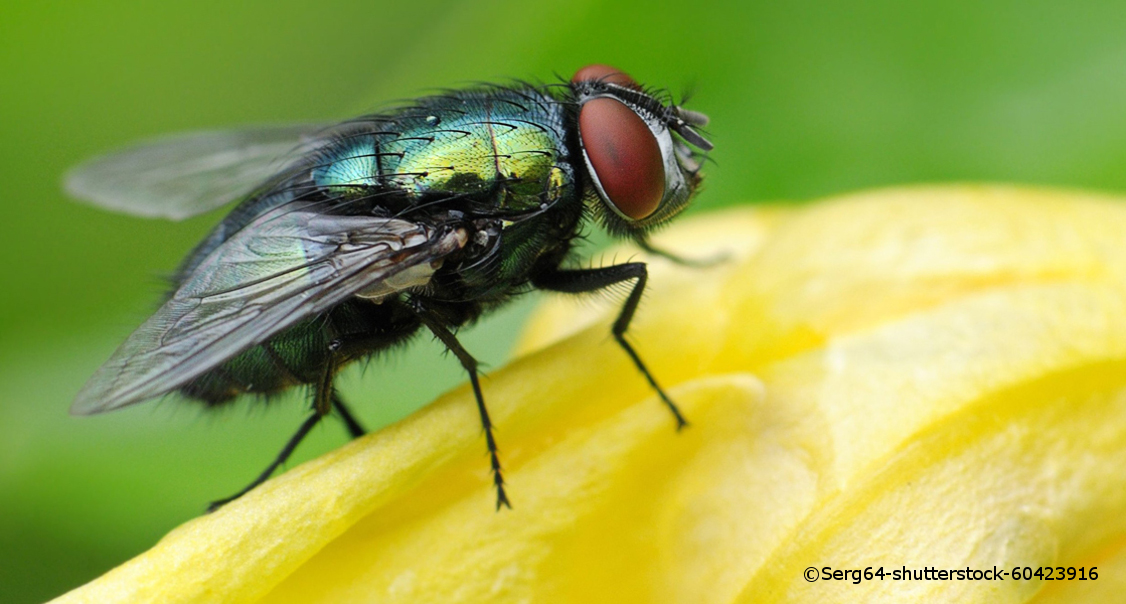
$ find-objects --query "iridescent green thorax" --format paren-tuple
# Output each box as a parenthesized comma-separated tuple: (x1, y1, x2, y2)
(313, 88, 572, 214)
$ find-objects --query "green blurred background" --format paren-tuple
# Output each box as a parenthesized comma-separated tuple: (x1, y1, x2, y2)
(3, 1, 1126, 601)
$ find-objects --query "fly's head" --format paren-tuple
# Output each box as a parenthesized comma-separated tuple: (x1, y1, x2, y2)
(570, 64, 712, 238)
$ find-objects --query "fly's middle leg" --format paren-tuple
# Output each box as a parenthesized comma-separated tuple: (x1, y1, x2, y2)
(409, 299, 511, 511)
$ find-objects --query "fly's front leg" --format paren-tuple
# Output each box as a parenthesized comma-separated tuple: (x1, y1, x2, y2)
(533, 263, 688, 429)
(408, 300, 511, 510)
(635, 235, 728, 268)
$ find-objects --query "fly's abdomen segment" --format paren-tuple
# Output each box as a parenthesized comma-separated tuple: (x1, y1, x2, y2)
(312, 88, 573, 214)
(180, 320, 331, 404)
(180, 299, 423, 405)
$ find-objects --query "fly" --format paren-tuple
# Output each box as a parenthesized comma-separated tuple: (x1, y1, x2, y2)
(65, 64, 713, 511)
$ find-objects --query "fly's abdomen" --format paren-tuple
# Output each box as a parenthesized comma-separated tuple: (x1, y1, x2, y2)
(178, 300, 422, 406)
(313, 88, 573, 213)
(179, 320, 331, 405)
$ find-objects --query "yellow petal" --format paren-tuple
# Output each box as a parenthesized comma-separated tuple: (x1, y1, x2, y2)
(55, 185, 1126, 603)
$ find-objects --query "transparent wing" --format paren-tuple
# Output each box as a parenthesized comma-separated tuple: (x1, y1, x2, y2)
(64, 124, 329, 220)
(72, 204, 466, 414)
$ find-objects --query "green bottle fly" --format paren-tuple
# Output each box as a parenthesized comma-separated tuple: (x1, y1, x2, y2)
(65, 64, 713, 510)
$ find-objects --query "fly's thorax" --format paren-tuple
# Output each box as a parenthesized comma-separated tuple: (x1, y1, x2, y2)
(348, 215, 509, 306)
(355, 226, 470, 303)
(311, 88, 576, 214)
(354, 259, 444, 303)
(413, 200, 582, 304)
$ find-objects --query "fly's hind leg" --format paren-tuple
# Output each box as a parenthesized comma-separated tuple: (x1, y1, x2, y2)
(409, 300, 511, 511)
(206, 413, 324, 512)
(533, 262, 688, 429)
(207, 356, 339, 512)
(332, 393, 366, 438)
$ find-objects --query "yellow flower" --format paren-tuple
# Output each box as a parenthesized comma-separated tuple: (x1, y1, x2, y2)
(55, 185, 1126, 603)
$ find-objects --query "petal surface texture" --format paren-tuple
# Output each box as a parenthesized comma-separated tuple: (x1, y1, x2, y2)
(55, 185, 1126, 604)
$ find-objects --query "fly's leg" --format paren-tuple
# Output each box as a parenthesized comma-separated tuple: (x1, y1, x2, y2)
(207, 356, 338, 512)
(206, 413, 323, 512)
(534, 263, 688, 429)
(409, 301, 511, 511)
(324, 311, 421, 440)
(332, 393, 366, 439)
(635, 235, 728, 268)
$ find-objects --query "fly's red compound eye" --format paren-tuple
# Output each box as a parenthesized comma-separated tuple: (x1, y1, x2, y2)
(579, 97, 665, 220)
(571, 64, 640, 89)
